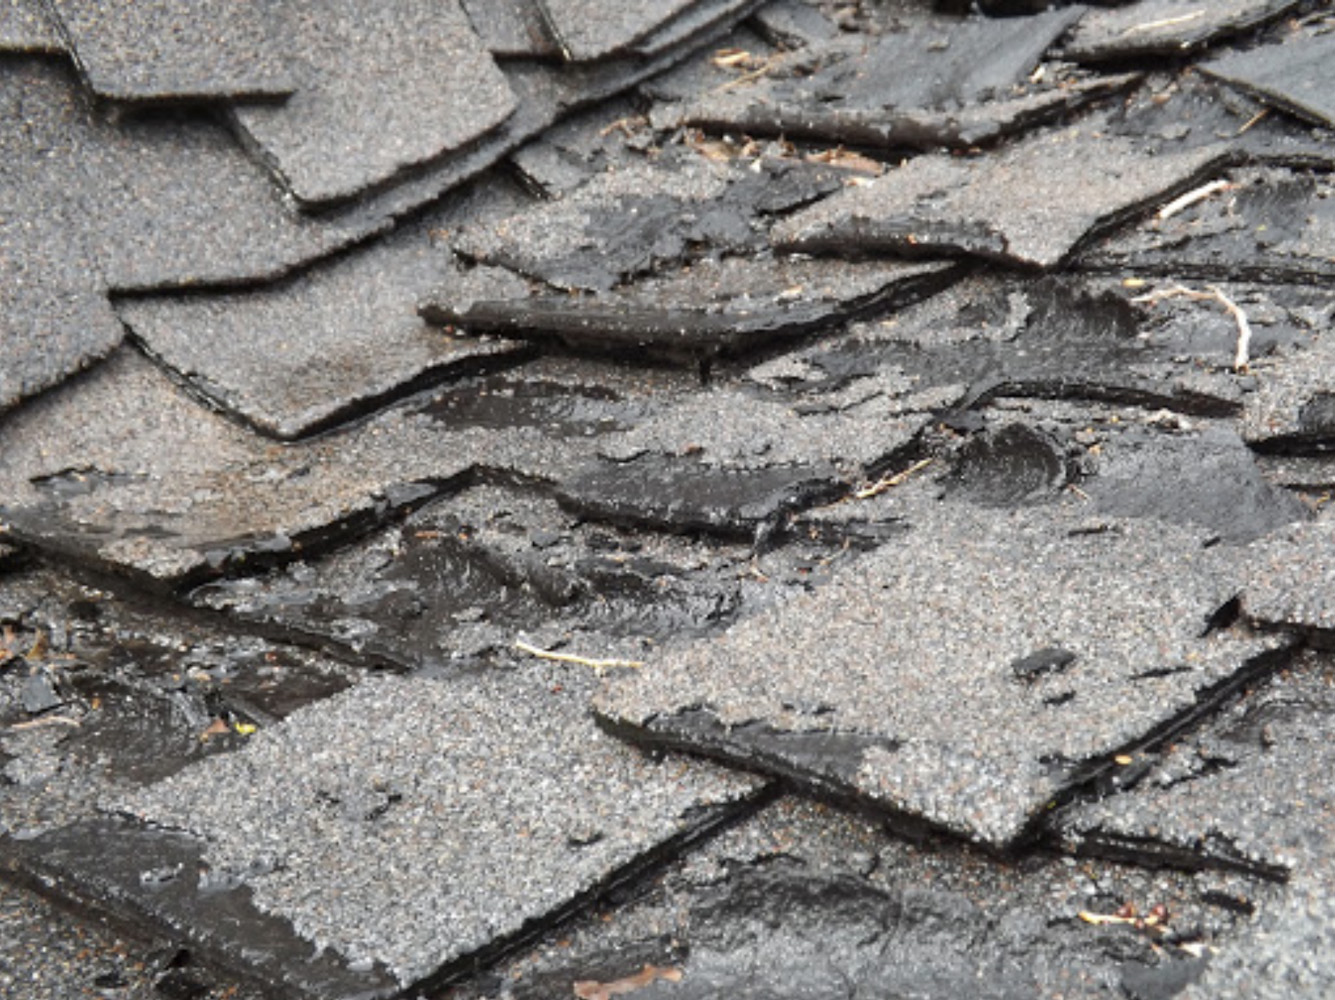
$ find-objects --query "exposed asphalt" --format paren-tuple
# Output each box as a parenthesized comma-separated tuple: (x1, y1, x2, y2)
(3, 1, 1335, 998)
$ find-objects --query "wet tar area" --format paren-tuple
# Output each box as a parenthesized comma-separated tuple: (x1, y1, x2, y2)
(3, 1, 1335, 998)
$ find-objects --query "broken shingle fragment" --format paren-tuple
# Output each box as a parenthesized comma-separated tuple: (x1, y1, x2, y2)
(230, 0, 516, 206)
(1062, 0, 1302, 63)
(1058, 652, 1335, 1000)
(596, 500, 1278, 848)
(773, 124, 1232, 269)
(43, 0, 293, 101)
(451, 150, 848, 293)
(0, 351, 635, 588)
(1201, 26, 1335, 131)
(672, 8, 1121, 152)
(1079, 166, 1335, 283)
(118, 184, 533, 440)
(424, 256, 956, 367)
(114, 670, 762, 993)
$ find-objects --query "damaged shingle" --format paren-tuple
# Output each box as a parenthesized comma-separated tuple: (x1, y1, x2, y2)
(423, 256, 957, 367)
(451, 149, 850, 292)
(596, 500, 1279, 849)
(1079, 165, 1335, 283)
(229, 0, 516, 206)
(1201, 24, 1335, 131)
(1061, 0, 1303, 63)
(668, 8, 1140, 152)
(0, 351, 638, 588)
(772, 120, 1233, 269)
(43, 0, 293, 101)
(112, 669, 763, 995)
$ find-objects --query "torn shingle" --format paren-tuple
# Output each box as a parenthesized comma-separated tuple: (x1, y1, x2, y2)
(0, 351, 638, 588)
(1079, 166, 1335, 284)
(1061, 0, 1303, 63)
(43, 0, 293, 101)
(118, 183, 533, 440)
(424, 256, 957, 367)
(452, 150, 848, 292)
(665, 8, 1130, 152)
(596, 500, 1279, 849)
(772, 122, 1232, 269)
(1201, 26, 1335, 131)
(230, 0, 516, 206)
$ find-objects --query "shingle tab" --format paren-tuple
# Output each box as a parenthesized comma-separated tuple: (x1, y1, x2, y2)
(43, 0, 294, 101)
(231, 0, 516, 206)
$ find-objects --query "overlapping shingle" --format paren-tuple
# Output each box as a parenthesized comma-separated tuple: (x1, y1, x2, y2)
(43, 0, 293, 101)
(1202, 24, 1335, 130)
(114, 669, 763, 995)
(772, 122, 1232, 269)
(1062, 0, 1302, 63)
(230, 0, 516, 206)
(597, 501, 1281, 848)
(118, 183, 534, 439)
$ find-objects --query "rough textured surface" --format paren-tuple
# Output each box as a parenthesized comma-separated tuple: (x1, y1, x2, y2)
(452, 150, 848, 292)
(773, 122, 1231, 268)
(43, 0, 292, 101)
(1201, 24, 1335, 130)
(4, 5, 1335, 998)
(1059, 652, 1335, 998)
(425, 256, 956, 367)
(1062, 0, 1302, 62)
(230, 0, 516, 206)
(597, 500, 1283, 848)
(119, 183, 532, 439)
(0, 351, 622, 587)
(537, 0, 696, 60)
(0, 62, 121, 411)
(1081, 166, 1335, 283)
(116, 670, 763, 992)
(0, 0, 58, 50)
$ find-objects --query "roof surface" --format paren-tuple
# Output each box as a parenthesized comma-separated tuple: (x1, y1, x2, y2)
(2, 1, 1335, 998)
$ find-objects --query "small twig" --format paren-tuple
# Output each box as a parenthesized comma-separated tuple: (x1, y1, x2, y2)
(854, 458, 934, 500)
(514, 639, 643, 673)
(1236, 107, 1269, 135)
(10, 715, 81, 731)
(1157, 179, 1231, 221)
(1208, 284, 1252, 371)
(1129, 283, 1252, 371)
(714, 53, 784, 92)
(1122, 10, 1205, 35)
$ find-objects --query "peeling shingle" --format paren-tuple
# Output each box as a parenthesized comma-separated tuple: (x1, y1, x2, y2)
(1201, 24, 1335, 130)
(772, 122, 1232, 269)
(1062, 0, 1302, 63)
